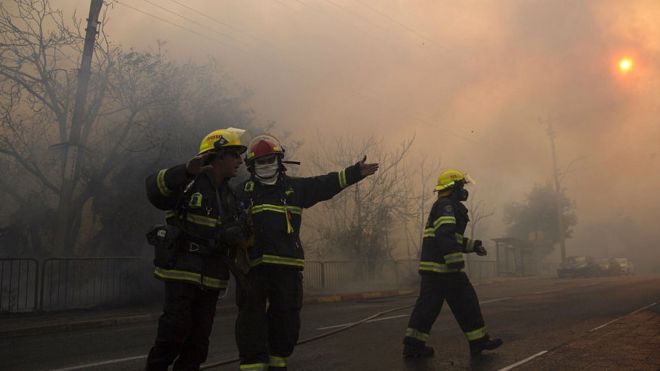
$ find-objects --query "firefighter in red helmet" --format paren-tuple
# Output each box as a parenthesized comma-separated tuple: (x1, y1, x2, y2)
(235, 134, 379, 370)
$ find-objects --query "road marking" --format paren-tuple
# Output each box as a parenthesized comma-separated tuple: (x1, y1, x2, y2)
(498, 350, 548, 371)
(497, 300, 659, 371)
(480, 297, 513, 304)
(367, 314, 409, 323)
(589, 301, 658, 332)
(50, 355, 147, 371)
(317, 314, 409, 330)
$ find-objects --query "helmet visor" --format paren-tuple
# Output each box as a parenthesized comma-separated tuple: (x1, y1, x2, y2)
(464, 173, 476, 186)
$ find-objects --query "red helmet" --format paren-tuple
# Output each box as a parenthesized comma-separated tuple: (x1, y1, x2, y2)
(246, 134, 285, 162)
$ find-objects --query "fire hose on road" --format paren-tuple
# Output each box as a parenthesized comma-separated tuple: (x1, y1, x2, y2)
(200, 303, 415, 369)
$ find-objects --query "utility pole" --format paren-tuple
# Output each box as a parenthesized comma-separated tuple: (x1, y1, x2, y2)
(55, 0, 103, 254)
(545, 121, 567, 263)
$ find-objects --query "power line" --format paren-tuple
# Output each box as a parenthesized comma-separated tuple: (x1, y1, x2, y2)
(115, 0, 487, 144)
(141, 0, 233, 41)
(162, 0, 268, 46)
(280, 0, 415, 57)
(352, 0, 432, 44)
(114, 1, 247, 54)
(333, 1, 477, 62)
(322, 0, 392, 36)
(118, 0, 326, 90)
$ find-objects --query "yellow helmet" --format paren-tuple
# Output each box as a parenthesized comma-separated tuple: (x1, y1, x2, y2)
(434, 169, 475, 191)
(198, 128, 247, 155)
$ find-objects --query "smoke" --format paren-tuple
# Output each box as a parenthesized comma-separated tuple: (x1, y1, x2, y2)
(51, 1, 660, 268)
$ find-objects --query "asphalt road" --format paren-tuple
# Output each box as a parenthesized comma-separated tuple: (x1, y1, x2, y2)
(2, 275, 659, 371)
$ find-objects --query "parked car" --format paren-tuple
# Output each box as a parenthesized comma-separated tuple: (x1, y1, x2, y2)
(594, 257, 612, 276)
(609, 257, 634, 276)
(557, 256, 599, 278)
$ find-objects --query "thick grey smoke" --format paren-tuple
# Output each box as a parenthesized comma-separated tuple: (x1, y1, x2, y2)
(57, 0, 660, 269)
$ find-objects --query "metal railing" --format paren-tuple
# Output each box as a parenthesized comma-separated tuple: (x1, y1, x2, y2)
(303, 258, 498, 291)
(304, 260, 405, 291)
(1, 256, 499, 313)
(0, 258, 39, 313)
(39, 257, 147, 311)
(465, 256, 498, 281)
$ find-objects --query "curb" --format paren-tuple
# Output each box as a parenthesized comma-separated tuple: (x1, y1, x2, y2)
(1, 288, 416, 337)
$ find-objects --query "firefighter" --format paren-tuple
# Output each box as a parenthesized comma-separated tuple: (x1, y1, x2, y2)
(235, 134, 379, 371)
(145, 128, 249, 371)
(403, 169, 502, 358)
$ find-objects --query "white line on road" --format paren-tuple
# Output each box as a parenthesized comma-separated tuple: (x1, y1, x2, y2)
(50, 355, 147, 371)
(497, 350, 548, 371)
(480, 297, 513, 304)
(316, 314, 409, 330)
(499, 300, 659, 371)
(589, 301, 658, 332)
(365, 314, 409, 323)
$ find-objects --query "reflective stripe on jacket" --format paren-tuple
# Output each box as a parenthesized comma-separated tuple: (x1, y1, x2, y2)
(239, 164, 363, 270)
(146, 165, 244, 289)
(419, 197, 475, 273)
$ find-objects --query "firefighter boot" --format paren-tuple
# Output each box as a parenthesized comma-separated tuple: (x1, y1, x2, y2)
(469, 337, 503, 357)
(403, 344, 435, 359)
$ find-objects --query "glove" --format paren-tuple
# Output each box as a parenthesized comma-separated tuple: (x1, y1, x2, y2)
(473, 240, 487, 256)
(217, 223, 245, 247)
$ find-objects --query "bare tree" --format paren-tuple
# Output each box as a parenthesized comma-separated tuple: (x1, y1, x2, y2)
(302, 134, 416, 278)
(410, 155, 442, 259)
(0, 0, 89, 254)
(0, 0, 256, 256)
(467, 192, 495, 240)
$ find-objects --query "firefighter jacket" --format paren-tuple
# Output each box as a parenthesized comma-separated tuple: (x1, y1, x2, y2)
(237, 163, 364, 270)
(419, 196, 478, 274)
(146, 164, 244, 290)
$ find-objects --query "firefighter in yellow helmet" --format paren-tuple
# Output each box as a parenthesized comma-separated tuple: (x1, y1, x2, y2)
(145, 128, 249, 371)
(403, 169, 502, 358)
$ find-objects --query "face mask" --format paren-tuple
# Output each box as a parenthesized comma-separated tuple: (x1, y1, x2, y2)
(254, 162, 280, 185)
(458, 189, 469, 202)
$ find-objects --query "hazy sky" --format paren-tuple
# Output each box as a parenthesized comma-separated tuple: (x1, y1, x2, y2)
(59, 0, 660, 259)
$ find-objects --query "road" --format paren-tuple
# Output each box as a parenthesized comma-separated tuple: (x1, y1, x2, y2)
(2, 275, 659, 370)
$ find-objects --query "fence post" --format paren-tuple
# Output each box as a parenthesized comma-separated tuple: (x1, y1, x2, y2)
(39, 259, 49, 311)
(31, 259, 39, 312)
(320, 262, 326, 289)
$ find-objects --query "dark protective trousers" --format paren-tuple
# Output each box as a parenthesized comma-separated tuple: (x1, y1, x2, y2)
(404, 272, 486, 346)
(236, 266, 303, 367)
(146, 281, 220, 371)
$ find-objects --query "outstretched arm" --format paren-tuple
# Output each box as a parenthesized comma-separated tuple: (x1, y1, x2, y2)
(298, 155, 379, 208)
(358, 155, 379, 177)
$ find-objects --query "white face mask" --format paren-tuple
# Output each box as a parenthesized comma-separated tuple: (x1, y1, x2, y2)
(254, 162, 280, 185)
